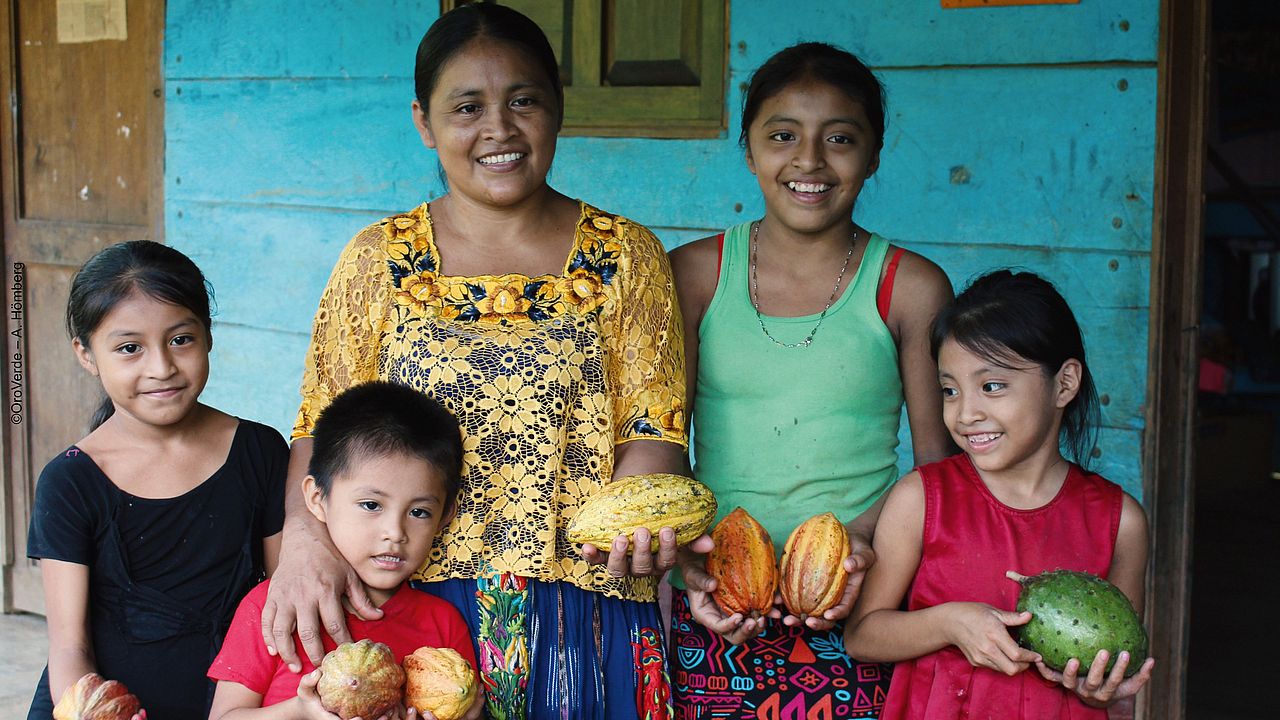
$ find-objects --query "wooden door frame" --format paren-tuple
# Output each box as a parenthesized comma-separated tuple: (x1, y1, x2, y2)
(0, 0, 28, 615)
(0, 0, 167, 613)
(1142, 0, 1209, 717)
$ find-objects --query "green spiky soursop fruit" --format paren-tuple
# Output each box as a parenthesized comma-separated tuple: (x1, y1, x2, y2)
(1008, 570, 1148, 677)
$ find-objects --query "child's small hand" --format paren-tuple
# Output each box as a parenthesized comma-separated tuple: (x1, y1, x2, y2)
(1036, 650, 1156, 707)
(944, 602, 1041, 676)
(294, 669, 343, 719)
(776, 529, 875, 631)
(680, 547, 768, 645)
(129, 711, 147, 720)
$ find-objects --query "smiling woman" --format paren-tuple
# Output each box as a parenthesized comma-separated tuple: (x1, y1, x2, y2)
(262, 4, 695, 719)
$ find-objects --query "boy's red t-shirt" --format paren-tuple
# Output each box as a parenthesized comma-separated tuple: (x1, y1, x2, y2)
(209, 580, 476, 707)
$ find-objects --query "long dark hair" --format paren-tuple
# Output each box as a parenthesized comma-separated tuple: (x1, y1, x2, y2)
(66, 241, 215, 430)
(414, 2, 563, 125)
(739, 42, 886, 151)
(930, 270, 1101, 467)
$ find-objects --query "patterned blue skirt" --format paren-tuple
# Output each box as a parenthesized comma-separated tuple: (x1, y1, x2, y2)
(414, 570, 673, 719)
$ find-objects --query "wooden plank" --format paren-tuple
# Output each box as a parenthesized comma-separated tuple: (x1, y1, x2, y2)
(165, 0, 438, 80)
(16, 0, 158, 227)
(728, 0, 1156, 70)
(167, 201, 383, 335)
(1139, 0, 1207, 716)
(3, 0, 164, 615)
(570, 0, 601, 87)
(200, 323, 313, 438)
(166, 65, 1156, 254)
(164, 78, 436, 210)
(164, 0, 1157, 79)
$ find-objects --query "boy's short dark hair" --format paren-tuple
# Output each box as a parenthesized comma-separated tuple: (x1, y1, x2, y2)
(308, 381, 463, 506)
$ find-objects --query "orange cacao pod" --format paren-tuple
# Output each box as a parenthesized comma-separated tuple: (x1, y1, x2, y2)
(403, 647, 478, 720)
(53, 673, 141, 720)
(779, 512, 850, 618)
(707, 507, 777, 617)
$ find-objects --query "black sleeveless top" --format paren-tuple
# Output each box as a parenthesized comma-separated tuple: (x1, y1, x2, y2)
(26, 420, 287, 720)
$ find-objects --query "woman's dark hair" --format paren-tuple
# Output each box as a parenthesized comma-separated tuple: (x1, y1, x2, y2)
(414, 2, 564, 124)
(930, 270, 1101, 467)
(66, 240, 215, 430)
(739, 42, 886, 151)
(308, 381, 464, 511)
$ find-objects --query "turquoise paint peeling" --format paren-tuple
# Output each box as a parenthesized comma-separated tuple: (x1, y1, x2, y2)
(166, 0, 1160, 498)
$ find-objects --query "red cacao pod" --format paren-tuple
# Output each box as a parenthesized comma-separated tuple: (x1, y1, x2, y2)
(779, 512, 850, 618)
(707, 507, 777, 617)
(52, 673, 141, 720)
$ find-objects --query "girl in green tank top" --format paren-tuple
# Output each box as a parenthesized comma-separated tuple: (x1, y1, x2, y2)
(669, 43, 955, 718)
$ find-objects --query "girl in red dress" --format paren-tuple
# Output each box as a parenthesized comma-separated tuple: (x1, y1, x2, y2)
(845, 270, 1155, 719)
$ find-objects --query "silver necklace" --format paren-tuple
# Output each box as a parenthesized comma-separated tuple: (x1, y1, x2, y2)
(749, 221, 856, 348)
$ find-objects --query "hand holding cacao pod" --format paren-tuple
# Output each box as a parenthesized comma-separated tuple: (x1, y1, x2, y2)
(316, 639, 406, 720)
(566, 473, 717, 552)
(707, 507, 777, 618)
(52, 673, 142, 720)
(779, 512, 851, 620)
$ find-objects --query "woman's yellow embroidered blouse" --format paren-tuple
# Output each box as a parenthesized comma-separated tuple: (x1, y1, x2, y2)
(293, 202, 686, 601)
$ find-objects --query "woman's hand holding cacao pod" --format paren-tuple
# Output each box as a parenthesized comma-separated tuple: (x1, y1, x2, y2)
(569, 473, 718, 578)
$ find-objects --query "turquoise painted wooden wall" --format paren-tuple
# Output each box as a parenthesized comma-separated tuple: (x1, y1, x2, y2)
(164, 0, 1159, 497)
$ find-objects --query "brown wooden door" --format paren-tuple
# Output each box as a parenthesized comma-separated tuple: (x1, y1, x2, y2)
(1, 0, 164, 614)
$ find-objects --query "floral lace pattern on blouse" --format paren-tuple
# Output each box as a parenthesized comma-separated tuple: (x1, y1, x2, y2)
(294, 202, 686, 601)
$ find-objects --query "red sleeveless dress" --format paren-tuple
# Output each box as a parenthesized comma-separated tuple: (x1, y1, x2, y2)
(881, 454, 1123, 720)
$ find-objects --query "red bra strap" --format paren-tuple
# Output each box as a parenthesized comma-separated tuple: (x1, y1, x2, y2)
(715, 232, 725, 285)
(877, 247, 906, 324)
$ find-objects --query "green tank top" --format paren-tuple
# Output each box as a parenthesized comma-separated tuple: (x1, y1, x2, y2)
(675, 222, 903, 587)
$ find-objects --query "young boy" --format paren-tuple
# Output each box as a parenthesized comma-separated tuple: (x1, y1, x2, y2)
(207, 382, 478, 719)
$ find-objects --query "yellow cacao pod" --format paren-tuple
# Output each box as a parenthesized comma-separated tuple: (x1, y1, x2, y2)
(779, 512, 850, 618)
(566, 473, 717, 551)
(53, 673, 141, 720)
(708, 507, 777, 617)
(403, 647, 478, 720)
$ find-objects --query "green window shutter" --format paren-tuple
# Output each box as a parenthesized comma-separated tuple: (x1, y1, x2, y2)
(444, 1, 727, 138)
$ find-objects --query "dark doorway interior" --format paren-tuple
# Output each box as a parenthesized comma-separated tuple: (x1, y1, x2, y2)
(1187, 2, 1280, 718)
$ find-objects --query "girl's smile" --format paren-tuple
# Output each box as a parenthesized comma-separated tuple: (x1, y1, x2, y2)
(74, 291, 210, 431)
(938, 337, 1077, 487)
(745, 77, 880, 236)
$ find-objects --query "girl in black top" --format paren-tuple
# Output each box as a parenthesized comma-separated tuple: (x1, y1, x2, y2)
(26, 242, 287, 720)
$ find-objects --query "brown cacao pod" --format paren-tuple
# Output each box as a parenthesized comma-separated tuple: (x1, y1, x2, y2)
(403, 646, 478, 720)
(707, 507, 777, 617)
(317, 639, 406, 720)
(566, 473, 717, 552)
(779, 512, 850, 618)
(52, 673, 141, 720)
